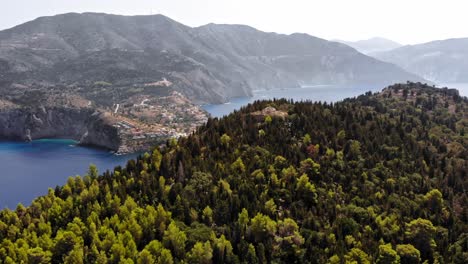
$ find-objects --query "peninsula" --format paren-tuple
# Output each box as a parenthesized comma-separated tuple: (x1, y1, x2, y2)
(0, 83, 207, 153)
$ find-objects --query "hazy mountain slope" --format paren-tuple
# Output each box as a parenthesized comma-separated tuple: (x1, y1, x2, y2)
(197, 26, 420, 85)
(334, 37, 402, 54)
(0, 13, 426, 103)
(0, 13, 233, 103)
(373, 38, 468, 83)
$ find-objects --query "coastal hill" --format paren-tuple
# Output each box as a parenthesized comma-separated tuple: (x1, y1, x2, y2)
(373, 38, 468, 83)
(0, 12, 426, 104)
(0, 83, 465, 263)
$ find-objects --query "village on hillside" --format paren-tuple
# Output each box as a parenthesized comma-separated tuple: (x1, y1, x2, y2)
(110, 91, 208, 153)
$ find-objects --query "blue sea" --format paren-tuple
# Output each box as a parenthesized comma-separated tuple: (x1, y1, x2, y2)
(203, 83, 468, 118)
(0, 139, 139, 209)
(203, 84, 380, 118)
(1, 83, 466, 209)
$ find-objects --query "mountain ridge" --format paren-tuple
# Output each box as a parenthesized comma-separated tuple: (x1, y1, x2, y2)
(373, 37, 468, 83)
(0, 12, 427, 103)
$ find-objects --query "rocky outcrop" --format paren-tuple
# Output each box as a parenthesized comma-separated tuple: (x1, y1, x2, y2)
(0, 106, 121, 151)
(250, 107, 288, 121)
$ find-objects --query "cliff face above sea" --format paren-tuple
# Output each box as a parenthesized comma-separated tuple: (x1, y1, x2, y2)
(0, 90, 208, 153)
(0, 106, 122, 151)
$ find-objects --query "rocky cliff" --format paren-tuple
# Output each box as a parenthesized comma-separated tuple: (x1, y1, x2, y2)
(0, 106, 121, 151)
(0, 90, 209, 153)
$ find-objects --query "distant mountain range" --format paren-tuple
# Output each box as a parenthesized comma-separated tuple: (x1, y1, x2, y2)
(373, 38, 468, 83)
(334, 37, 402, 54)
(0, 13, 426, 103)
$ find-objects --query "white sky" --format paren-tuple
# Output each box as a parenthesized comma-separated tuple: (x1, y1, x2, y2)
(1, 0, 467, 45)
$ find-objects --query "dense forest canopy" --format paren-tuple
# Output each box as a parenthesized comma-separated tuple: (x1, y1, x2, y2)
(0, 82, 466, 263)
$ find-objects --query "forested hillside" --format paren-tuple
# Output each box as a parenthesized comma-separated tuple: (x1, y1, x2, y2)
(0, 83, 466, 263)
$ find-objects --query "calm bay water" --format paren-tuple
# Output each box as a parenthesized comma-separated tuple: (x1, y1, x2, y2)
(1, 83, 466, 209)
(204, 84, 382, 117)
(203, 83, 468, 118)
(0, 139, 138, 209)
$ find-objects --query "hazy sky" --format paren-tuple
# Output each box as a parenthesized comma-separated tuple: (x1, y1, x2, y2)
(1, 0, 467, 44)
